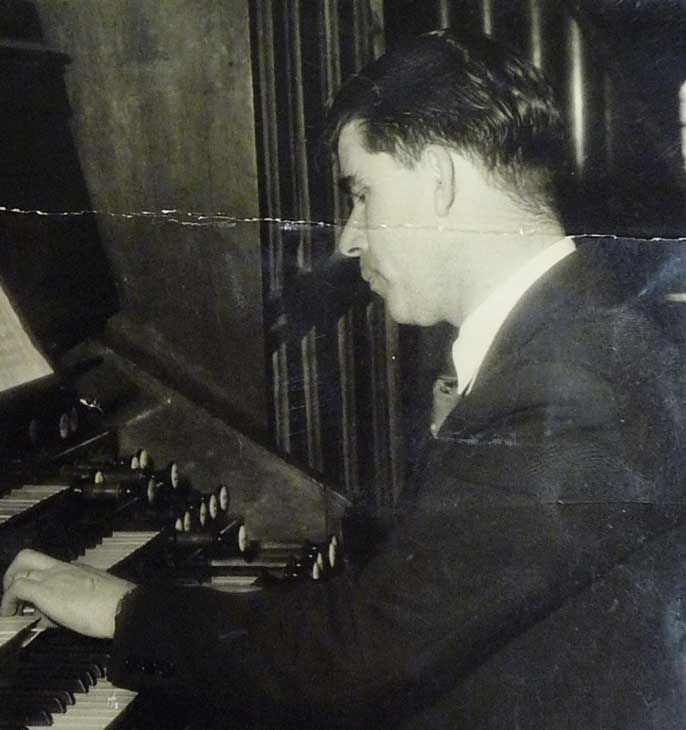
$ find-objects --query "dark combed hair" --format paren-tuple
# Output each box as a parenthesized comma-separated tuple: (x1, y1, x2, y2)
(325, 29, 565, 213)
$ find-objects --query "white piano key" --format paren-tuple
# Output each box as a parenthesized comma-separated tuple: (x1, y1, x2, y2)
(32, 680, 137, 729)
(0, 615, 40, 650)
(0, 484, 70, 524)
(72, 530, 161, 570)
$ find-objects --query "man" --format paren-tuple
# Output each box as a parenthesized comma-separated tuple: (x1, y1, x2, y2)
(2, 29, 684, 729)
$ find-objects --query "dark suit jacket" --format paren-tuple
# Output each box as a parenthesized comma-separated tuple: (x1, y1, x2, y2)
(108, 240, 686, 729)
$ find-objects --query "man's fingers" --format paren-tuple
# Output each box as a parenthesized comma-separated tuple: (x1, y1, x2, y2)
(0, 576, 44, 617)
(36, 614, 58, 630)
(3, 550, 61, 592)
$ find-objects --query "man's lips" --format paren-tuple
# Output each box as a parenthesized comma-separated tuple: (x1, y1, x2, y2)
(362, 271, 377, 288)
(362, 268, 384, 293)
(361, 263, 378, 282)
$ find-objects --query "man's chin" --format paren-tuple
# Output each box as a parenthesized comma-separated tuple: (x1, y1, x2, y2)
(385, 300, 435, 327)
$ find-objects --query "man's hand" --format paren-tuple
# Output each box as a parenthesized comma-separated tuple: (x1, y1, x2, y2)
(1, 549, 136, 639)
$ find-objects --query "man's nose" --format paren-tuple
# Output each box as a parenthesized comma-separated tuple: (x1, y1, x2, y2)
(338, 212, 367, 257)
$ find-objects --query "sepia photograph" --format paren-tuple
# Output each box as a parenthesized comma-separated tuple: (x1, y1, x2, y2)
(0, 0, 685, 727)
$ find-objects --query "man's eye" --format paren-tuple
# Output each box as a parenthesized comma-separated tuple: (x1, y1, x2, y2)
(343, 189, 367, 210)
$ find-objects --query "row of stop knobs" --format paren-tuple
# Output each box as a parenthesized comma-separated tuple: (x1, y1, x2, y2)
(63, 448, 341, 583)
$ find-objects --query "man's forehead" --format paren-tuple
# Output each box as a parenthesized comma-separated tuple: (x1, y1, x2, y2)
(337, 121, 367, 171)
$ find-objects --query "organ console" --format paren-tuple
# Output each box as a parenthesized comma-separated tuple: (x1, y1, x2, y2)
(0, 346, 348, 729)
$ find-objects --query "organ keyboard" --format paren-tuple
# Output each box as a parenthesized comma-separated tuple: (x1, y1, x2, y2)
(0, 442, 342, 729)
(3, 628, 137, 730)
(72, 531, 161, 571)
(0, 617, 40, 657)
(0, 341, 346, 729)
(25, 680, 138, 730)
(0, 485, 70, 525)
(1, 530, 169, 729)
(1, 521, 176, 727)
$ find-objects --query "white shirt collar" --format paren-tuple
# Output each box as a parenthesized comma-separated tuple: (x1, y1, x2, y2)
(452, 237, 576, 395)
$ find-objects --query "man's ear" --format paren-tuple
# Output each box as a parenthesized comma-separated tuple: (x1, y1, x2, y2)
(423, 145, 455, 218)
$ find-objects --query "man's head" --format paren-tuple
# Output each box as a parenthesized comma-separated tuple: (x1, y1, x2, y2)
(328, 30, 566, 326)
(327, 29, 563, 213)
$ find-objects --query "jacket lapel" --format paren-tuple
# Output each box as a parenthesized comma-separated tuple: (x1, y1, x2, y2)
(438, 240, 626, 438)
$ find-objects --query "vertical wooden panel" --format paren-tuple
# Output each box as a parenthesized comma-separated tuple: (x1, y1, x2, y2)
(286, 335, 308, 463)
(290, 0, 312, 272)
(303, 0, 334, 472)
(323, 0, 344, 238)
(323, 0, 342, 98)
(527, 0, 544, 69)
(273, 3, 298, 237)
(305, 1, 336, 265)
(253, 1, 283, 296)
(566, 16, 586, 177)
(367, 300, 392, 507)
(565, 13, 607, 184)
(604, 73, 618, 174)
(353, 0, 372, 71)
(369, 0, 386, 57)
(283, 0, 316, 472)
(680, 82, 686, 173)
(438, 0, 451, 28)
(383, 0, 453, 38)
(255, 0, 288, 444)
(338, 311, 359, 496)
(272, 344, 290, 453)
(384, 306, 405, 503)
(479, 0, 494, 35)
(302, 328, 323, 470)
(492, 0, 530, 51)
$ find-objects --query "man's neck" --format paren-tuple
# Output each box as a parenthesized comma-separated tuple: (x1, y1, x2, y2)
(445, 210, 565, 329)
(451, 236, 576, 395)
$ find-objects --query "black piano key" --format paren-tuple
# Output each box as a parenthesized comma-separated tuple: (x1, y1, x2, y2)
(15, 670, 95, 689)
(13, 676, 88, 694)
(18, 708, 53, 726)
(9, 693, 67, 715)
(19, 653, 105, 678)
(14, 666, 101, 693)
(0, 688, 74, 708)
